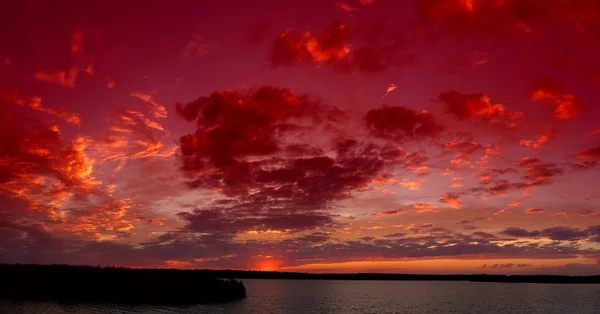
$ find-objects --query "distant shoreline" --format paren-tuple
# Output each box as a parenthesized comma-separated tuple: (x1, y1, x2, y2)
(203, 269, 600, 284)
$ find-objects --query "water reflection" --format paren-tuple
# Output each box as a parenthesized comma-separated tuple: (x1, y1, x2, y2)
(2, 280, 600, 314)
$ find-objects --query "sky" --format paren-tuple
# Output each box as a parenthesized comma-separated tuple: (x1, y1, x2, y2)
(1, 0, 600, 275)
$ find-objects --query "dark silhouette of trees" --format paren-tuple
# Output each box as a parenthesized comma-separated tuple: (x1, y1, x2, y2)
(195, 269, 600, 284)
(0, 264, 246, 305)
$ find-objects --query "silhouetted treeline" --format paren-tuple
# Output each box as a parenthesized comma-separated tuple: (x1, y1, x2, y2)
(199, 269, 600, 284)
(0, 264, 246, 305)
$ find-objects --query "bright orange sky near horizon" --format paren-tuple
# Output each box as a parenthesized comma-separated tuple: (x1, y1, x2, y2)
(2, 0, 600, 275)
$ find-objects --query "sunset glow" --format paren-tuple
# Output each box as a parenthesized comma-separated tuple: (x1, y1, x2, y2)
(2, 0, 600, 275)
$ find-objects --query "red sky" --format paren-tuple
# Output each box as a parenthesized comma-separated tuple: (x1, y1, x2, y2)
(2, 0, 600, 275)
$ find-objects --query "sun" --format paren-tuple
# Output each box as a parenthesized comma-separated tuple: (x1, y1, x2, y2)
(256, 260, 281, 271)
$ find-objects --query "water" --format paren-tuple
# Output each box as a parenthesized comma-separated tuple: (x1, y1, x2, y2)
(1, 280, 600, 314)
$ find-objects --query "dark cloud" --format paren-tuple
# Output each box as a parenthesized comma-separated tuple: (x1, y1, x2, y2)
(364, 105, 444, 141)
(519, 158, 563, 183)
(576, 145, 600, 159)
(439, 91, 505, 120)
(501, 225, 600, 241)
(371, 209, 404, 216)
(175, 87, 413, 240)
(416, 0, 600, 39)
(437, 91, 521, 128)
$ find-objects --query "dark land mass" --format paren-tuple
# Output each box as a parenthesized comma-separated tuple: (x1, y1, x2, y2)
(201, 269, 600, 284)
(0, 264, 246, 305)
(2, 265, 598, 306)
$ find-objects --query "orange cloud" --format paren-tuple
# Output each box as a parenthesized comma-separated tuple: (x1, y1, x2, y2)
(525, 208, 544, 214)
(530, 77, 582, 120)
(508, 200, 522, 207)
(413, 203, 437, 210)
(0, 90, 81, 125)
(35, 65, 93, 88)
(399, 178, 423, 191)
(520, 128, 556, 149)
(100, 93, 174, 167)
(440, 193, 462, 208)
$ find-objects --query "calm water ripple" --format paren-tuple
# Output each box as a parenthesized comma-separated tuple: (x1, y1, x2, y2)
(1, 279, 600, 314)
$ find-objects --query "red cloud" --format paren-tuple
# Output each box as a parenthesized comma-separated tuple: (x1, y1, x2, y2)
(530, 77, 582, 120)
(416, 0, 600, 39)
(271, 21, 417, 73)
(576, 146, 600, 159)
(71, 28, 101, 57)
(0, 89, 81, 125)
(439, 91, 506, 120)
(35, 65, 93, 88)
(271, 22, 350, 67)
(525, 208, 544, 214)
(364, 105, 443, 141)
(520, 127, 556, 149)
(519, 157, 563, 183)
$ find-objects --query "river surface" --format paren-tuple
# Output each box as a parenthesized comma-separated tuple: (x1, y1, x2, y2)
(1, 279, 600, 313)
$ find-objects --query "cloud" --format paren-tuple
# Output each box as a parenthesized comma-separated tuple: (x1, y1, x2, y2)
(71, 28, 101, 57)
(174, 86, 410, 238)
(271, 22, 350, 67)
(415, 0, 600, 39)
(383, 83, 397, 97)
(520, 127, 557, 149)
(295, 232, 331, 243)
(501, 225, 600, 242)
(438, 91, 521, 128)
(440, 192, 462, 208)
(181, 33, 209, 58)
(364, 105, 443, 141)
(508, 200, 522, 207)
(178, 207, 334, 237)
(578, 209, 598, 217)
(519, 157, 563, 183)
(35, 65, 93, 88)
(371, 209, 404, 216)
(524, 208, 544, 214)
(270, 21, 417, 73)
(576, 145, 600, 159)
(486, 263, 515, 269)
(530, 77, 582, 120)
(0, 89, 81, 125)
(335, 2, 359, 12)
(0, 110, 97, 196)
(100, 93, 174, 168)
